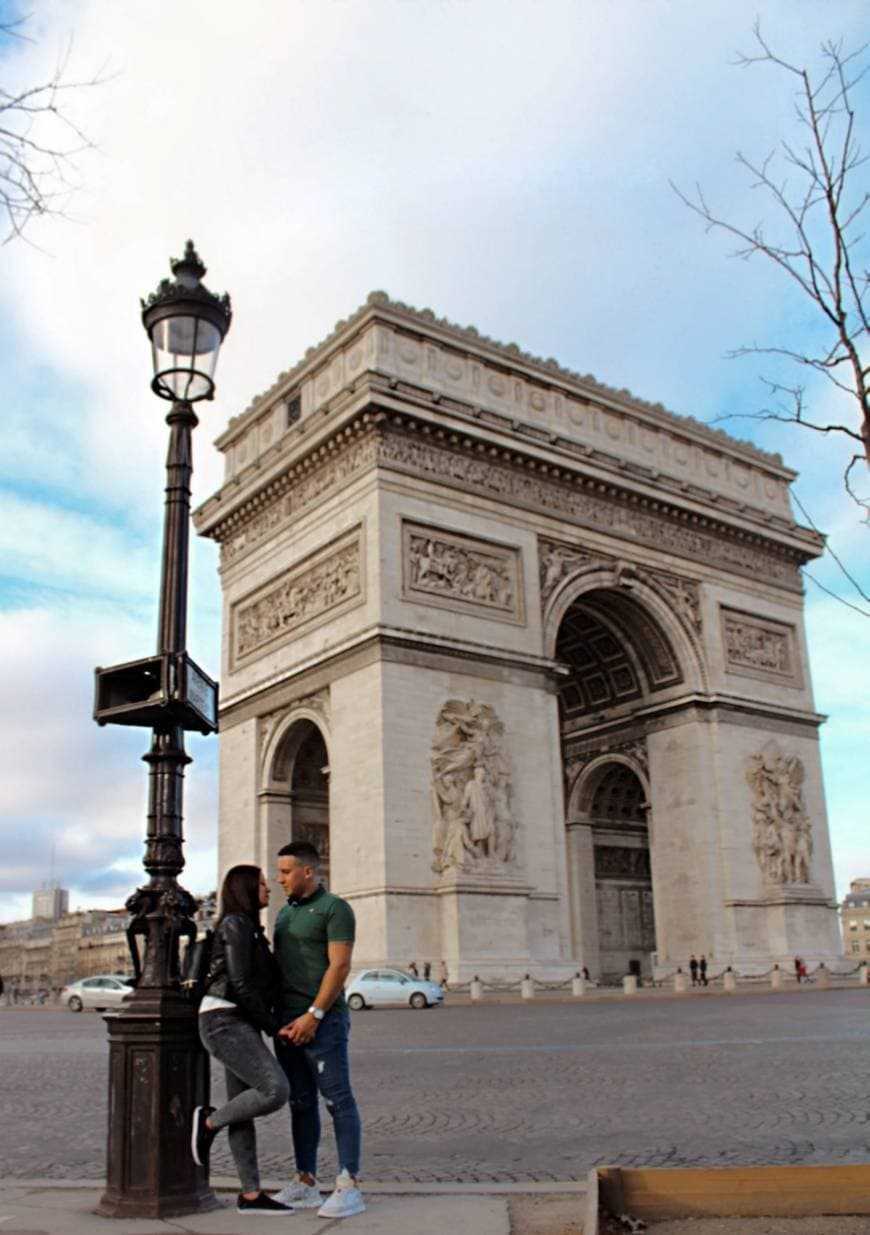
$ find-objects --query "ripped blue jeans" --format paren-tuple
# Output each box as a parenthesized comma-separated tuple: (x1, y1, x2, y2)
(275, 1008, 361, 1178)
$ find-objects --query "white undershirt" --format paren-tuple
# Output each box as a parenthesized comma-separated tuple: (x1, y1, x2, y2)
(199, 994, 236, 1014)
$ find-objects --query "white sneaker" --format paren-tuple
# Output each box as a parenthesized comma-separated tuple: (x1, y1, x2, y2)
(272, 1177, 323, 1209)
(317, 1170, 366, 1218)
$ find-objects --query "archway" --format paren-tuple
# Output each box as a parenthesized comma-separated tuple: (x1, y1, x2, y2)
(582, 761, 655, 979)
(556, 584, 684, 979)
(268, 718, 331, 886)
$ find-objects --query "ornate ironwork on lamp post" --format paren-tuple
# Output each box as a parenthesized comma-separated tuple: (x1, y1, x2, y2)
(93, 242, 231, 1218)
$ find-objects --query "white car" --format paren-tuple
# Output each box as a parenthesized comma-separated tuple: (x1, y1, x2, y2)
(346, 967, 444, 1010)
(61, 974, 134, 1012)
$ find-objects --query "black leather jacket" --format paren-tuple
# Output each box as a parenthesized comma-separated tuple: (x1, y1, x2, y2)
(204, 913, 281, 1035)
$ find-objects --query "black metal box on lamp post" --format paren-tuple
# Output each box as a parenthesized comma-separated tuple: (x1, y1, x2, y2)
(93, 242, 230, 1218)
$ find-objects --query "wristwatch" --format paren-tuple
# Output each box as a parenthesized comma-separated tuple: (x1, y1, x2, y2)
(307, 1005, 324, 1021)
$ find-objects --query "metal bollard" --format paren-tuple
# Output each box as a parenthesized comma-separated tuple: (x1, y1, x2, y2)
(723, 968, 736, 992)
(470, 977, 483, 1001)
(521, 974, 534, 1000)
(623, 974, 638, 995)
(572, 975, 586, 997)
(674, 971, 687, 993)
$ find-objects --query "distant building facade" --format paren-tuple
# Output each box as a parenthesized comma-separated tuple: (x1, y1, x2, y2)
(194, 293, 843, 982)
(32, 884, 68, 921)
(840, 878, 870, 958)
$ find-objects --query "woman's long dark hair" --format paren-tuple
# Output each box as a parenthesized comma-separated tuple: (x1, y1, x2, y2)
(217, 864, 262, 925)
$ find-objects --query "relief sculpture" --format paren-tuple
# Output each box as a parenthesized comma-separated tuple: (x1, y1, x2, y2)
(404, 523, 521, 621)
(234, 534, 361, 662)
(722, 609, 796, 680)
(431, 699, 518, 873)
(746, 740, 813, 885)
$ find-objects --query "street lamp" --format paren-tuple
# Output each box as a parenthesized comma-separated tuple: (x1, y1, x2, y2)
(93, 242, 231, 1218)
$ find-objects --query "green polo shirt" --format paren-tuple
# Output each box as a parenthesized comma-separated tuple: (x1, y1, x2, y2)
(273, 885, 355, 1017)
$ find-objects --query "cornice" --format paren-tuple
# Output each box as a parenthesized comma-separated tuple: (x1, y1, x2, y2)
(217, 291, 786, 472)
(195, 400, 821, 592)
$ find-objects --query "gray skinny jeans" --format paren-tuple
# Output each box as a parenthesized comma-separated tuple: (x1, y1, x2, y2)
(199, 1009, 289, 1193)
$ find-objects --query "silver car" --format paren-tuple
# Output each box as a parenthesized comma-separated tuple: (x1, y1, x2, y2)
(346, 967, 444, 1010)
(61, 974, 134, 1012)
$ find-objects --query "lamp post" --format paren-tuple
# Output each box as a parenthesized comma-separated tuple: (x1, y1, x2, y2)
(93, 242, 231, 1218)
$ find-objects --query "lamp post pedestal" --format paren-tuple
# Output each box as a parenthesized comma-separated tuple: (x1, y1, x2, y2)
(98, 990, 216, 1218)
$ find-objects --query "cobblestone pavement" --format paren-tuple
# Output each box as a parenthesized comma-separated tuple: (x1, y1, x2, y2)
(2, 989, 868, 1183)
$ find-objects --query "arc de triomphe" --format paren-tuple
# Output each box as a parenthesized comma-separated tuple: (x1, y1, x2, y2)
(194, 293, 840, 980)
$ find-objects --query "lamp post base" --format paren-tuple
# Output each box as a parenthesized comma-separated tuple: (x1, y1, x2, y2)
(98, 987, 219, 1218)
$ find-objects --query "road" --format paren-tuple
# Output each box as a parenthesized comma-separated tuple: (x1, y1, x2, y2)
(1, 989, 868, 1183)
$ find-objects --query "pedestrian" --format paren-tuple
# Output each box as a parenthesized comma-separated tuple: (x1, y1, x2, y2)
(689, 954, 698, 987)
(794, 955, 802, 983)
(408, 961, 419, 978)
(192, 864, 292, 1215)
(582, 966, 590, 982)
(699, 955, 708, 987)
(799, 961, 808, 983)
(272, 841, 365, 1219)
(439, 959, 448, 989)
(423, 960, 431, 981)
(0, 974, 4, 1003)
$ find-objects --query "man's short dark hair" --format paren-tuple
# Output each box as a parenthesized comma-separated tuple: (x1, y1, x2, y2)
(278, 840, 320, 869)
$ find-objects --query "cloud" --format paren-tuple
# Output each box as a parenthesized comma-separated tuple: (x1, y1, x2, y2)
(0, 0, 868, 922)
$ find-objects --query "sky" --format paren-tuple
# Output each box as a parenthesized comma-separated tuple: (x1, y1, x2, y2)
(0, 0, 867, 923)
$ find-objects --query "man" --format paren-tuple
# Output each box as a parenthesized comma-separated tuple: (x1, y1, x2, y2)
(689, 954, 698, 987)
(699, 955, 708, 987)
(272, 841, 364, 1219)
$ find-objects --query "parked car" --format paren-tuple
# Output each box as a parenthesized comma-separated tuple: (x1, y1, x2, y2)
(346, 968, 443, 1010)
(61, 974, 134, 1012)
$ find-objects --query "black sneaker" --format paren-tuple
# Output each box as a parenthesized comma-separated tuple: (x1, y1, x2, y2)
(236, 1191, 294, 1214)
(191, 1105, 217, 1167)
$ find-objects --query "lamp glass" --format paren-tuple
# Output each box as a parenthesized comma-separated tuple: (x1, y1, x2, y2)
(150, 314, 222, 402)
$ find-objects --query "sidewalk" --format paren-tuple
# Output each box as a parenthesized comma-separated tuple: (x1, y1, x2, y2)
(0, 1179, 587, 1235)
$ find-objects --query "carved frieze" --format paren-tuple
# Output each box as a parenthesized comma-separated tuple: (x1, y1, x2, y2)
(220, 432, 379, 566)
(378, 428, 802, 591)
(746, 739, 813, 886)
(431, 699, 518, 874)
(721, 607, 800, 684)
(403, 522, 524, 623)
(231, 528, 363, 666)
(212, 417, 803, 592)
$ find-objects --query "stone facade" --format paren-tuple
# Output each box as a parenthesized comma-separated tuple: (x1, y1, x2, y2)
(194, 293, 842, 980)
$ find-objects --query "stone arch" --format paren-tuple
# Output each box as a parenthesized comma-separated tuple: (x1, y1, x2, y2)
(543, 560, 708, 695)
(259, 707, 332, 889)
(568, 751, 650, 823)
(565, 758, 657, 981)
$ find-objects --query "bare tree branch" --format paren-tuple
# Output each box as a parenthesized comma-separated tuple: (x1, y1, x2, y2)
(672, 23, 870, 498)
(0, 19, 105, 244)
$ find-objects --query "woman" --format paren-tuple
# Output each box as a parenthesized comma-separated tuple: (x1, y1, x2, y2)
(192, 864, 291, 1214)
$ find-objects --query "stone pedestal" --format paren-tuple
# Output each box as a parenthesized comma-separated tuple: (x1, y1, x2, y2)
(861, 965, 870, 987)
(470, 978, 483, 1001)
(521, 976, 534, 1000)
(437, 870, 534, 981)
(816, 964, 829, 988)
(98, 991, 216, 1218)
(572, 975, 586, 997)
(623, 974, 637, 995)
(771, 967, 783, 989)
(674, 971, 687, 993)
(723, 969, 737, 992)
